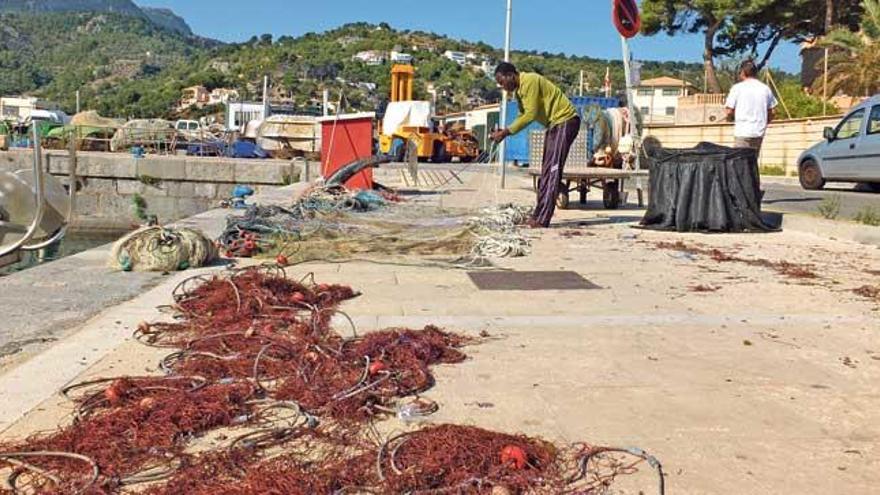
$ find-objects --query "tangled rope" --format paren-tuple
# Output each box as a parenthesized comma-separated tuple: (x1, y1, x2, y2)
(109, 226, 217, 272)
(467, 203, 532, 232)
(466, 203, 533, 258)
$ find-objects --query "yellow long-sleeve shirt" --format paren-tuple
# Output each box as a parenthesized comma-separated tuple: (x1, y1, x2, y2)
(508, 72, 578, 135)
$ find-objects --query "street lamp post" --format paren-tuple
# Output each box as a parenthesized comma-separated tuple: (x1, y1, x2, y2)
(499, 0, 512, 189)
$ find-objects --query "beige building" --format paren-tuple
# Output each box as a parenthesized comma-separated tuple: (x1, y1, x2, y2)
(179, 86, 209, 110)
(633, 77, 696, 124)
(0, 96, 39, 121)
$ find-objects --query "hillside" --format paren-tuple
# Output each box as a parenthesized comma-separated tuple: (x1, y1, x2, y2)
(0, 11, 210, 115)
(141, 7, 192, 36)
(1, 14, 712, 119)
(0, 0, 193, 35)
(0, 0, 142, 15)
(116, 23, 711, 118)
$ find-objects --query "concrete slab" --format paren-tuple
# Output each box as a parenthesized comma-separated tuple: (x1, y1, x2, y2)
(0, 168, 878, 493)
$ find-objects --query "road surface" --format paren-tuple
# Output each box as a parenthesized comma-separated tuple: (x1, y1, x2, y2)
(761, 179, 880, 219)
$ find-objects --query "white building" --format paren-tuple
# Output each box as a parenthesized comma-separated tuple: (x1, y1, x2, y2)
(632, 77, 695, 124)
(0, 96, 39, 122)
(353, 50, 386, 66)
(209, 88, 239, 105)
(226, 101, 268, 132)
(443, 50, 467, 65)
(390, 51, 413, 64)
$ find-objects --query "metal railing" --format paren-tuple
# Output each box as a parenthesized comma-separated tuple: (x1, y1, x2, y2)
(0, 127, 77, 258)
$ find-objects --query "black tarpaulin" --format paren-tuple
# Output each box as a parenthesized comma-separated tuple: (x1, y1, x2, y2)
(640, 142, 778, 233)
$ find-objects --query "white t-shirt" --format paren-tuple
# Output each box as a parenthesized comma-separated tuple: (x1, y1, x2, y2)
(725, 79, 778, 138)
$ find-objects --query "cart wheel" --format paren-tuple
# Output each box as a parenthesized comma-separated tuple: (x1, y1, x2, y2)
(603, 182, 621, 209)
(557, 191, 571, 209)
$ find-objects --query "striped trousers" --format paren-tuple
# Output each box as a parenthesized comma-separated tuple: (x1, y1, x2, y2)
(534, 116, 581, 227)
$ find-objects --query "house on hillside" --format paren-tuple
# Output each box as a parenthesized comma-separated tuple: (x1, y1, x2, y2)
(390, 51, 413, 64)
(633, 77, 695, 124)
(209, 88, 239, 105)
(179, 85, 209, 111)
(353, 50, 386, 66)
(444, 51, 467, 65)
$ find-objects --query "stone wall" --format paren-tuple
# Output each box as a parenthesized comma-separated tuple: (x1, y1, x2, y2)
(644, 115, 843, 175)
(0, 150, 305, 229)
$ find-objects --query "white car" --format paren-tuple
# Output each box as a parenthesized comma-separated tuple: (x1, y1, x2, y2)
(798, 94, 880, 191)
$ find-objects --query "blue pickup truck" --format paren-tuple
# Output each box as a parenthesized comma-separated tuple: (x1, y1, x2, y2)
(798, 95, 880, 191)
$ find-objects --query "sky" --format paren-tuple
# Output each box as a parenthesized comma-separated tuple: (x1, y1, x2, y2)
(140, 0, 803, 73)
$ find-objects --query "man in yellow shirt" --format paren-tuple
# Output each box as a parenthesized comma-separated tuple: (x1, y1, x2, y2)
(491, 62, 580, 228)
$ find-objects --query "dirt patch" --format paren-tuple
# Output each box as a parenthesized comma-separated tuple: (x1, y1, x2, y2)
(655, 241, 819, 280)
(853, 285, 880, 302)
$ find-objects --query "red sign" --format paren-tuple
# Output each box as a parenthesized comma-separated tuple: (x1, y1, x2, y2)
(613, 0, 641, 39)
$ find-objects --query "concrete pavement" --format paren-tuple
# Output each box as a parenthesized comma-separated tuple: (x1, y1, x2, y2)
(0, 166, 878, 493)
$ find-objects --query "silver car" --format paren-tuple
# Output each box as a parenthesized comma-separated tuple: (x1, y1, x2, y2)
(798, 95, 880, 191)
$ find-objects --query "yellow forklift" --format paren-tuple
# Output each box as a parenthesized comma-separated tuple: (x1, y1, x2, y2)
(378, 65, 479, 163)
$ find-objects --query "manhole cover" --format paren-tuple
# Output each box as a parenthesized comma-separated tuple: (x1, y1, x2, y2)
(467, 271, 601, 291)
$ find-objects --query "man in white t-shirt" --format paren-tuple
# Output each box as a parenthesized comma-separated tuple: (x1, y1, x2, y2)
(725, 60, 778, 155)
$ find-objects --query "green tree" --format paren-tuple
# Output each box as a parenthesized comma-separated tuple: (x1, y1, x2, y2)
(816, 0, 880, 96)
(641, 0, 862, 93)
(641, 0, 755, 93)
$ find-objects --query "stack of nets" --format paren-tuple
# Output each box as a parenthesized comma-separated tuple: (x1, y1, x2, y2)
(110, 226, 218, 272)
(218, 186, 533, 265)
(0, 268, 663, 494)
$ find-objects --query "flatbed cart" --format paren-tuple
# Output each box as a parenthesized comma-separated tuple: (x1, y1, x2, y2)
(528, 167, 649, 210)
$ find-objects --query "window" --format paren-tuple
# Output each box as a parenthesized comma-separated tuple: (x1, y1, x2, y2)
(665, 107, 676, 116)
(662, 88, 681, 97)
(640, 107, 650, 115)
(1, 105, 19, 118)
(868, 105, 880, 135)
(835, 108, 865, 140)
(637, 88, 654, 96)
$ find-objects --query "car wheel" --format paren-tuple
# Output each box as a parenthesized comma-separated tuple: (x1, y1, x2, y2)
(799, 159, 825, 190)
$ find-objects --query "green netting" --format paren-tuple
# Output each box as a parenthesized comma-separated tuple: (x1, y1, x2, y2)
(220, 188, 532, 266)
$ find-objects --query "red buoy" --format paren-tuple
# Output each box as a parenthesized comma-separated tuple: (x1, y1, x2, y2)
(500, 445, 528, 470)
(369, 360, 387, 375)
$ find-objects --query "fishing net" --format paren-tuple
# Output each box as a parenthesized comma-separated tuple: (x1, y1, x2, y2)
(109, 226, 218, 272)
(0, 268, 662, 494)
(218, 186, 533, 265)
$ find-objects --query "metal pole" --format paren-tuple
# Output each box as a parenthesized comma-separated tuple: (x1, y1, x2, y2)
(620, 36, 641, 181)
(75, 90, 80, 114)
(262, 75, 269, 117)
(499, 0, 512, 189)
(823, 48, 829, 116)
(579, 70, 584, 97)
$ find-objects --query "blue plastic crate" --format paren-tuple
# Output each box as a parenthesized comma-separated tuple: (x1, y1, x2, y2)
(504, 96, 620, 163)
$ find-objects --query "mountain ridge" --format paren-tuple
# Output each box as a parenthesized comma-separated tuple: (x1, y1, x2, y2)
(0, 0, 193, 35)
